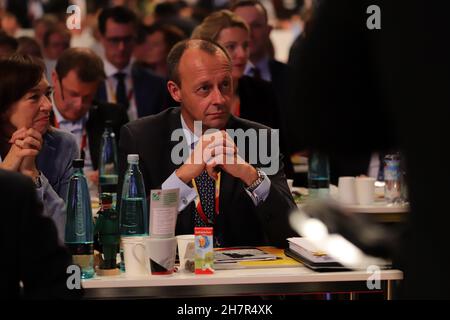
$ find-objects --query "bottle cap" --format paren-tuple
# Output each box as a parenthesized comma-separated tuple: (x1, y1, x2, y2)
(127, 154, 139, 164)
(100, 193, 113, 204)
(72, 158, 84, 168)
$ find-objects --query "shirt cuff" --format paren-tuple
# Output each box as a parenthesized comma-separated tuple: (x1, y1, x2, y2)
(244, 171, 271, 206)
(162, 171, 197, 212)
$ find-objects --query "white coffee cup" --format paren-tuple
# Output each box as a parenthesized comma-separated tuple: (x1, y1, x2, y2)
(176, 234, 195, 271)
(338, 176, 357, 205)
(355, 177, 375, 205)
(122, 236, 149, 277)
(145, 237, 177, 275)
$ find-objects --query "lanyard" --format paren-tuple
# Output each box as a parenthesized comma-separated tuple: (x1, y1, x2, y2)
(191, 172, 221, 225)
(53, 117, 87, 154)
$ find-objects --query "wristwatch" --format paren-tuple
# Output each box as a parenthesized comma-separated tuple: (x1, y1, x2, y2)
(246, 168, 264, 193)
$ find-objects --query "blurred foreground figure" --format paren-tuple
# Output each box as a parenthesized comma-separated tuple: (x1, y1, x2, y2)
(288, 0, 450, 299)
(0, 169, 79, 299)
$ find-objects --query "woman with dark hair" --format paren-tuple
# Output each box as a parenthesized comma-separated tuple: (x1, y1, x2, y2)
(0, 54, 79, 242)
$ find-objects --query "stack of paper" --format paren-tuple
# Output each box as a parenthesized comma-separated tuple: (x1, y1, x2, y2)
(214, 247, 301, 270)
(285, 238, 348, 271)
(214, 247, 278, 263)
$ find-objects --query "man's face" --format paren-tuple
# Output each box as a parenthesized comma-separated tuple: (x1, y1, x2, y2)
(233, 5, 271, 61)
(45, 32, 70, 60)
(146, 31, 169, 66)
(168, 48, 233, 131)
(52, 70, 98, 121)
(101, 19, 136, 69)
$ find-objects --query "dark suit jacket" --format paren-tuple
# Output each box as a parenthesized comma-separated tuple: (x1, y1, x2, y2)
(96, 64, 173, 118)
(239, 75, 294, 177)
(0, 169, 79, 299)
(269, 59, 290, 107)
(238, 75, 280, 130)
(118, 108, 297, 248)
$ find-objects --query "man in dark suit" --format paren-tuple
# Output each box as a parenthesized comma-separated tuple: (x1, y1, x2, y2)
(51, 48, 128, 178)
(231, 1, 290, 107)
(119, 39, 296, 248)
(0, 169, 79, 299)
(96, 6, 173, 121)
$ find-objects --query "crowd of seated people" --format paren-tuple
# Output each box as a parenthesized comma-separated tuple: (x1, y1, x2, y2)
(0, 0, 311, 298)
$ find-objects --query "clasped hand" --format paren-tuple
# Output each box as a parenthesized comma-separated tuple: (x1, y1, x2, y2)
(176, 131, 257, 186)
(0, 127, 42, 179)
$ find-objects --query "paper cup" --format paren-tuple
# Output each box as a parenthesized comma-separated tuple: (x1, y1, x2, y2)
(145, 237, 177, 275)
(338, 176, 357, 205)
(176, 234, 195, 271)
(355, 177, 375, 205)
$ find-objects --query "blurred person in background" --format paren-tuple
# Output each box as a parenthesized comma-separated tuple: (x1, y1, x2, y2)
(0, 54, 78, 242)
(153, 1, 198, 37)
(0, 168, 80, 299)
(17, 36, 43, 58)
(42, 26, 71, 85)
(287, 0, 450, 298)
(0, 11, 20, 36)
(32, 15, 58, 48)
(0, 30, 17, 58)
(96, 6, 171, 120)
(134, 23, 186, 78)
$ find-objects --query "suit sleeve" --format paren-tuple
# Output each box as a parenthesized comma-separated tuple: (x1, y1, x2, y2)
(36, 174, 66, 244)
(255, 160, 298, 248)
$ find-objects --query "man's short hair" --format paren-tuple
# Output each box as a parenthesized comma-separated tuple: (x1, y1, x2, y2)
(55, 48, 105, 83)
(230, 0, 269, 24)
(43, 26, 71, 48)
(98, 6, 138, 35)
(136, 23, 186, 48)
(167, 39, 231, 87)
(0, 31, 19, 51)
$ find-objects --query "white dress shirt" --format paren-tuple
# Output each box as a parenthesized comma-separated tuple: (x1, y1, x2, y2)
(52, 103, 93, 171)
(244, 55, 272, 82)
(103, 59, 138, 121)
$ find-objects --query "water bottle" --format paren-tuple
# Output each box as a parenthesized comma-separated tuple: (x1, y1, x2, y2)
(99, 121, 118, 208)
(384, 153, 402, 203)
(308, 151, 330, 199)
(119, 154, 148, 236)
(65, 159, 95, 279)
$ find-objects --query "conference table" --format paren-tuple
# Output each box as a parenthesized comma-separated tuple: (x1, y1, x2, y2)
(82, 266, 403, 300)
